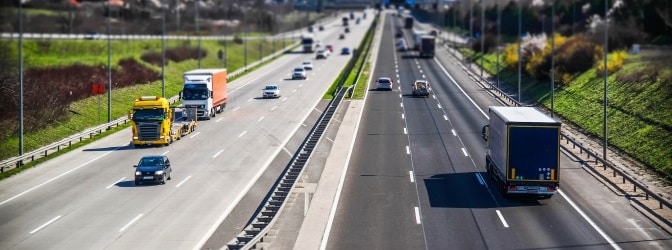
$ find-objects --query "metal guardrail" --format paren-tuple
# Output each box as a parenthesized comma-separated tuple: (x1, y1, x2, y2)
(0, 41, 299, 173)
(226, 86, 347, 250)
(440, 41, 672, 214)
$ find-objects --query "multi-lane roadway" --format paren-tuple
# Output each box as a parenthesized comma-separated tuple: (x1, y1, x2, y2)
(0, 10, 374, 250)
(325, 12, 672, 249)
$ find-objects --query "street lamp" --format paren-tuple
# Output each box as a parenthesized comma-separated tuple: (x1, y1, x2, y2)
(480, 0, 485, 79)
(517, 0, 522, 104)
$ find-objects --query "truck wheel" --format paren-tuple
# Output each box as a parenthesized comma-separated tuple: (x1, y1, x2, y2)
(211, 108, 216, 117)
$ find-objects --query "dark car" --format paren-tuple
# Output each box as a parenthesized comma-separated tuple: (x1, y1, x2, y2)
(345, 27, 350, 33)
(134, 155, 172, 185)
(339, 34, 345, 39)
(318, 25, 324, 31)
(325, 45, 334, 52)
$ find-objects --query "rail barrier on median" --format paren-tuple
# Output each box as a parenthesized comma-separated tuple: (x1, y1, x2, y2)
(0, 40, 299, 174)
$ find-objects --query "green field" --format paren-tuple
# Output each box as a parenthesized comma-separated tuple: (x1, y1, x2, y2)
(0, 38, 294, 161)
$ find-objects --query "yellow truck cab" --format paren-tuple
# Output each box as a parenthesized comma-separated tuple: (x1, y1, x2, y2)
(129, 96, 197, 147)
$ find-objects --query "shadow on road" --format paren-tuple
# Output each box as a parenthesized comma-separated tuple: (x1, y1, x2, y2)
(83, 144, 136, 152)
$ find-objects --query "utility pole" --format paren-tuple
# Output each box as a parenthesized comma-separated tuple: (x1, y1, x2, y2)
(19, 2, 24, 157)
(196, 0, 201, 68)
(161, 2, 166, 98)
(107, 2, 112, 122)
(480, 0, 485, 79)
(550, 2, 555, 117)
(517, 0, 522, 104)
(603, 0, 609, 164)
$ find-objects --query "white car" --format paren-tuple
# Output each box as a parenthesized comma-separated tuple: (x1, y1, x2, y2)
(316, 50, 328, 59)
(292, 67, 307, 80)
(262, 85, 281, 98)
(376, 77, 393, 90)
(302, 61, 314, 70)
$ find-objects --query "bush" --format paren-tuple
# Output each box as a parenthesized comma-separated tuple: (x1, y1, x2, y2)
(525, 34, 569, 81)
(555, 35, 603, 83)
(596, 50, 626, 76)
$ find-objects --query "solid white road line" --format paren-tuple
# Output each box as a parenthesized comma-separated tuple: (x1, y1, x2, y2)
(409, 171, 415, 183)
(176, 176, 192, 188)
(119, 214, 144, 232)
(437, 104, 442, 109)
(559, 190, 622, 250)
(461, 148, 468, 156)
(238, 131, 248, 138)
(107, 177, 125, 189)
(475, 173, 485, 185)
(444, 115, 448, 120)
(0, 149, 118, 206)
(212, 149, 224, 158)
(496, 210, 510, 228)
(406, 146, 410, 154)
(30, 215, 61, 234)
(414, 207, 421, 224)
(189, 131, 201, 138)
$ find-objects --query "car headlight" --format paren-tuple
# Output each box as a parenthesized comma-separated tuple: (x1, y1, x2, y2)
(135, 171, 141, 176)
(155, 170, 164, 175)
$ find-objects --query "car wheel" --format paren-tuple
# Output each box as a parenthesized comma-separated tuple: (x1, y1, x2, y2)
(168, 172, 172, 180)
(161, 174, 166, 184)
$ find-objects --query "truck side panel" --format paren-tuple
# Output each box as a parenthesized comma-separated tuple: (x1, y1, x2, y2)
(508, 126, 560, 182)
(488, 110, 508, 178)
(212, 70, 227, 107)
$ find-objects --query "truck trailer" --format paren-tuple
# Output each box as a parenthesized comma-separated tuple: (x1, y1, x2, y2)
(181, 69, 228, 119)
(419, 35, 436, 58)
(482, 106, 561, 198)
(301, 34, 316, 53)
(129, 96, 197, 147)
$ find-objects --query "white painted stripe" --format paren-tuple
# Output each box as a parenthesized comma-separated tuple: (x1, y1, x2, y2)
(216, 117, 224, 123)
(119, 214, 144, 232)
(248, 98, 253, 102)
(258, 116, 265, 122)
(404, 127, 407, 134)
(559, 190, 622, 250)
(406, 146, 410, 154)
(232, 106, 240, 111)
(161, 151, 169, 156)
(399, 94, 402, 98)
(212, 149, 224, 158)
(189, 131, 200, 138)
(461, 148, 468, 156)
(271, 106, 277, 111)
(282, 97, 288, 102)
(475, 173, 485, 185)
(496, 210, 509, 228)
(400, 103, 403, 108)
(30, 215, 61, 234)
(422, 74, 426, 79)
(238, 131, 248, 138)
(402, 113, 405, 120)
(444, 115, 448, 120)
(409, 171, 415, 183)
(293, 89, 297, 93)
(414, 207, 421, 224)
(451, 129, 457, 136)
(432, 95, 436, 99)
(437, 104, 442, 109)
(299, 84, 303, 88)
(176, 176, 192, 188)
(326, 137, 334, 142)
(107, 177, 125, 189)
(0, 149, 118, 206)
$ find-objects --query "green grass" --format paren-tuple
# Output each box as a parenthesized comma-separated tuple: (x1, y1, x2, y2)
(470, 49, 672, 180)
(0, 38, 294, 161)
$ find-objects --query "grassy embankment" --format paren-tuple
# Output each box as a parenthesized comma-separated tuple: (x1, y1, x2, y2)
(466, 50, 672, 180)
(0, 38, 293, 163)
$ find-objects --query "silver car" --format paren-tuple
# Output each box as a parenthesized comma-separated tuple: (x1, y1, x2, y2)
(292, 67, 307, 80)
(262, 85, 281, 98)
(302, 61, 314, 70)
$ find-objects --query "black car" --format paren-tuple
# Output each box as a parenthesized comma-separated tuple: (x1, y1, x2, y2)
(134, 155, 172, 185)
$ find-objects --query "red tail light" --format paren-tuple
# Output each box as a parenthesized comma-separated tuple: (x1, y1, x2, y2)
(508, 185, 517, 190)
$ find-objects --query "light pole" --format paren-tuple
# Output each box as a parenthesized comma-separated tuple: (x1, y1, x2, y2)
(244, 11, 248, 70)
(550, 2, 555, 117)
(161, 2, 166, 98)
(480, 0, 485, 79)
(19, 2, 24, 156)
(603, 0, 609, 163)
(517, 0, 522, 104)
(496, 2, 500, 89)
(107, 2, 112, 122)
(195, 0, 201, 68)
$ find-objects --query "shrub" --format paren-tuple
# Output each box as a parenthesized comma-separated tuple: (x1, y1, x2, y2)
(525, 34, 569, 81)
(596, 50, 626, 76)
(555, 35, 603, 81)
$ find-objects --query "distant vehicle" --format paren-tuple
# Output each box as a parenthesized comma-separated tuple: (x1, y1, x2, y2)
(318, 25, 324, 31)
(376, 77, 393, 90)
(134, 155, 172, 185)
(355, 18, 361, 25)
(482, 106, 561, 198)
(84, 31, 100, 40)
(262, 84, 281, 98)
(339, 34, 345, 39)
(419, 35, 436, 58)
(316, 50, 328, 59)
(308, 26, 314, 32)
(342, 17, 349, 26)
(345, 27, 350, 33)
(302, 61, 314, 70)
(395, 30, 403, 38)
(325, 45, 334, 52)
(397, 41, 408, 51)
(411, 80, 429, 97)
(349, 12, 355, 19)
(292, 67, 307, 80)
(404, 17, 414, 29)
(341, 47, 351, 55)
(301, 34, 316, 53)
(182, 69, 228, 119)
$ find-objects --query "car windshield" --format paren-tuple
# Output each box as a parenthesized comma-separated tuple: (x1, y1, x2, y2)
(265, 85, 278, 90)
(139, 157, 163, 166)
(182, 84, 208, 100)
(132, 109, 165, 121)
(378, 78, 390, 84)
(303, 62, 311, 65)
(294, 68, 305, 72)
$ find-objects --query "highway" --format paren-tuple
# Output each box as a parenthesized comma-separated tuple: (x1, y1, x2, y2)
(0, 10, 374, 250)
(325, 12, 672, 249)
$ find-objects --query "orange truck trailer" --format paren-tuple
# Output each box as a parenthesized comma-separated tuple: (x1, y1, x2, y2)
(181, 69, 227, 120)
